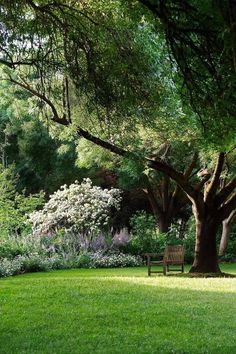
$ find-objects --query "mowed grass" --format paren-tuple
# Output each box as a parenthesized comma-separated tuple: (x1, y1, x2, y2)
(0, 265, 236, 354)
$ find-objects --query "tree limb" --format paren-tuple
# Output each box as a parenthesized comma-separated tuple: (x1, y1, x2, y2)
(215, 175, 236, 207)
(218, 192, 236, 221)
(8, 76, 69, 126)
(7, 75, 198, 200)
(184, 152, 198, 179)
(205, 152, 225, 203)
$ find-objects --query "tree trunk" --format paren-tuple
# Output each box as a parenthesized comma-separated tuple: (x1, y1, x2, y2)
(219, 220, 230, 256)
(219, 210, 236, 256)
(145, 188, 172, 233)
(190, 216, 221, 273)
(158, 215, 171, 233)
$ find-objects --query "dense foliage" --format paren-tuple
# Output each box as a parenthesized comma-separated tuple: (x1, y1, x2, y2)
(0, 165, 44, 237)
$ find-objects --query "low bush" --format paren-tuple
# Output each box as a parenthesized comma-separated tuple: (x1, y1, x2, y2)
(0, 234, 43, 259)
(20, 253, 51, 273)
(122, 211, 166, 255)
(91, 253, 142, 268)
(0, 257, 22, 277)
(0, 252, 142, 277)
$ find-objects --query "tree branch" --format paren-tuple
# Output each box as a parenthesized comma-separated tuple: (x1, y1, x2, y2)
(143, 182, 163, 218)
(205, 152, 225, 203)
(215, 175, 236, 207)
(8, 76, 69, 126)
(146, 158, 196, 199)
(7, 74, 198, 200)
(194, 173, 211, 192)
(218, 192, 236, 221)
(184, 152, 198, 179)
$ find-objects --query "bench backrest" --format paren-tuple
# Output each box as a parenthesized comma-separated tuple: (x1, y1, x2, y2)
(164, 245, 185, 263)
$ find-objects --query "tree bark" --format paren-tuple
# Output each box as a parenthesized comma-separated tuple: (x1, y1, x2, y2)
(146, 192, 171, 233)
(190, 215, 221, 273)
(158, 214, 171, 233)
(219, 210, 236, 256)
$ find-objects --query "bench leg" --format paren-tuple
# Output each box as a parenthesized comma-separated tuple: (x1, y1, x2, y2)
(148, 262, 151, 276)
(181, 264, 184, 273)
(163, 264, 167, 275)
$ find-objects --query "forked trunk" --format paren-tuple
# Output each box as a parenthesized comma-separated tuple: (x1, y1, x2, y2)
(190, 216, 221, 273)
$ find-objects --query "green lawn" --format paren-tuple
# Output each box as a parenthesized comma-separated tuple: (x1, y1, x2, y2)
(0, 265, 236, 354)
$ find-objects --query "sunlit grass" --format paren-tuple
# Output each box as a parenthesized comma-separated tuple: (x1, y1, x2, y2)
(0, 264, 236, 354)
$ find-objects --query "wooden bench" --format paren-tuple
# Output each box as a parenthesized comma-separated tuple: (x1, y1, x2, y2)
(145, 245, 185, 276)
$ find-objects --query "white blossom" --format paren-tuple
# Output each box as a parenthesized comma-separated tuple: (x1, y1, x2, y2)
(29, 178, 121, 239)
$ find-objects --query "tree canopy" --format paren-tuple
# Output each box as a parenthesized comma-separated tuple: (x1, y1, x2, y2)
(139, 0, 236, 144)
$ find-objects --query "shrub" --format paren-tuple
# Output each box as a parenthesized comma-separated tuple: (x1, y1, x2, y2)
(124, 211, 167, 255)
(0, 234, 44, 259)
(19, 253, 51, 273)
(122, 211, 195, 261)
(91, 253, 142, 268)
(0, 251, 143, 278)
(0, 257, 22, 277)
(30, 178, 121, 252)
(77, 254, 93, 268)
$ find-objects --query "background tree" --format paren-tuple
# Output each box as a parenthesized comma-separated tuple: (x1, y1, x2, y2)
(0, 164, 44, 237)
(0, 78, 84, 194)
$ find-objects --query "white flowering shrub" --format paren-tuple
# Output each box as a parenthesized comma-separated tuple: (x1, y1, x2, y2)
(91, 253, 142, 268)
(29, 179, 121, 250)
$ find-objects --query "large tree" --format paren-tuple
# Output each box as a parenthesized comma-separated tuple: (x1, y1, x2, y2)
(1, 0, 236, 273)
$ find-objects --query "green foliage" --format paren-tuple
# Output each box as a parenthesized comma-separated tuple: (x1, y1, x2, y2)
(127, 211, 167, 254)
(140, 1, 236, 149)
(124, 211, 196, 262)
(0, 78, 82, 195)
(0, 165, 44, 237)
(118, 155, 146, 189)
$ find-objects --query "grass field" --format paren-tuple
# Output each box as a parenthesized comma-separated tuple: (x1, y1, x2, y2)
(0, 264, 236, 354)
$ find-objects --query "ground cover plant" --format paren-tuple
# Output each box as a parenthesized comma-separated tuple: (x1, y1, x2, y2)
(0, 265, 235, 354)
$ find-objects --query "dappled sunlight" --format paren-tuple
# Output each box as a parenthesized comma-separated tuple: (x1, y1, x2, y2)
(3, 267, 235, 294)
(108, 275, 236, 294)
